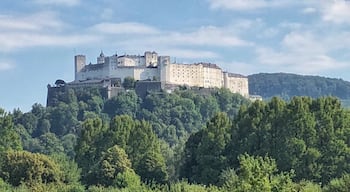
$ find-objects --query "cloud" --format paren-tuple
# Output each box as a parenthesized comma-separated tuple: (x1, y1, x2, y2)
(160, 49, 219, 59)
(0, 62, 15, 71)
(207, 0, 294, 11)
(256, 47, 345, 74)
(0, 12, 99, 52)
(90, 22, 160, 35)
(0, 33, 100, 51)
(166, 26, 251, 47)
(254, 29, 348, 74)
(34, 0, 80, 6)
(129, 25, 253, 48)
(322, 1, 350, 24)
(302, 7, 317, 14)
(0, 12, 63, 32)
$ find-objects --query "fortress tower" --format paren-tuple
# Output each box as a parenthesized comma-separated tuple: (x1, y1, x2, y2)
(74, 55, 86, 81)
(145, 51, 158, 67)
(97, 51, 105, 64)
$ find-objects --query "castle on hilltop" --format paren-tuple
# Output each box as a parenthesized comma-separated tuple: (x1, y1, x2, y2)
(47, 51, 250, 106)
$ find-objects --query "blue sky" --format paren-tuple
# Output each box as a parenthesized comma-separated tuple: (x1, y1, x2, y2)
(1, 0, 350, 112)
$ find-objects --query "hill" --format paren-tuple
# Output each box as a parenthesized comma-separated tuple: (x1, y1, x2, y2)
(248, 73, 350, 100)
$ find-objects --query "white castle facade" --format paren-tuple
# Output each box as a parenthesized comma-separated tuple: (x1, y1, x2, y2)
(73, 51, 249, 97)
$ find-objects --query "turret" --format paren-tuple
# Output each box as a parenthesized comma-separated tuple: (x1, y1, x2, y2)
(97, 51, 105, 64)
(74, 55, 86, 81)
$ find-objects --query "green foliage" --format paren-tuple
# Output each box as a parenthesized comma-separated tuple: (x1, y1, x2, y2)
(122, 77, 136, 89)
(50, 153, 81, 184)
(294, 181, 322, 192)
(195, 112, 231, 185)
(104, 115, 135, 150)
(0, 109, 22, 152)
(49, 102, 79, 136)
(136, 151, 168, 184)
(232, 96, 350, 184)
(8, 83, 350, 191)
(249, 73, 350, 99)
(75, 118, 107, 183)
(0, 150, 62, 186)
(0, 177, 12, 191)
(37, 133, 64, 155)
(219, 154, 294, 192)
(90, 145, 135, 187)
(103, 91, 138, 118)
(127, 120, 168, 183)
(323, 174, 350, 192)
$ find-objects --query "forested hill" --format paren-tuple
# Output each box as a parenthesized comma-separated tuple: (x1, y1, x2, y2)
(2, 87, 350, 191)
(248, 73, 350, 99)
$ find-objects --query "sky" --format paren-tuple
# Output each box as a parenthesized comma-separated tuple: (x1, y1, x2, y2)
(1, 0, 350, 112)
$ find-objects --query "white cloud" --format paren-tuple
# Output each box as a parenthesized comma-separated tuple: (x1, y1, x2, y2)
(255, 47, 345, 74)
(127, 26, 253, 48)
(160, 49, 219, 59)
(34, 0, 80, 6)
(207, 0, 294, 11)
(90, 22, 160, 35)
(0, 33, 100, 51)
(302, 7, 317, 14)
(0, 12, 99, 52)
(0, 12, 63, 32)
(322, 1, 350, 24)
(0, 62, 15, 71)
(254, 29, 348, 74)
(282, 31, 326, 54)
(166, 26, 252, 47)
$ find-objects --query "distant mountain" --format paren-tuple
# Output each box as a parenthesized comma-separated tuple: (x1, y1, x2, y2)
(248, 73, 350, 99)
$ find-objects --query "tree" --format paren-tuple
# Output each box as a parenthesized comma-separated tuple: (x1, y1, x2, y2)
(90, 145, 140, 188)
(50, 153, 81, 184)
(37, 133, 64, 155)
(179, 130, 203, 183)
(75, 118, 106, 184)
(103, 91, 138, 118)
(195, 112, 231, 185)
(0, 109, 22, 152)
(122, 76, 136, 89)
(0, 150, 62, 186)
(104, 115, 135, 150)
(219, 154, 294, 192)
(136, 150, 168, 184)
(127, 120, 168, 183)
(49, 102, 78, 136)
(324, 174, 350, 192)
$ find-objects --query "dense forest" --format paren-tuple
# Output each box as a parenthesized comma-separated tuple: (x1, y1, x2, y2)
(249, 73, 350, 100)
(1, 87, 350, 191)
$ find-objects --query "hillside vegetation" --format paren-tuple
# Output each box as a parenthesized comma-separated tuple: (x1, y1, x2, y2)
(1, 87, 350, 191)
(249, 73, 350, 99)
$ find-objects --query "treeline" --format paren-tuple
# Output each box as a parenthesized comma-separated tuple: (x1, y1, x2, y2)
(1, 87, 350, 191)
(249, 73, 350, 99)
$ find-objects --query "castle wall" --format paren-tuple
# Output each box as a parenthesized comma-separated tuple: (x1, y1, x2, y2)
(134, 67, 159, 81)
(166, 63, 223, 88)
(109, 67, 135, 81)
(71, 51, 250, 98)
(223, 73, 249, 97)
(167, 63, 204, 87)
(202, 65, 223, 88)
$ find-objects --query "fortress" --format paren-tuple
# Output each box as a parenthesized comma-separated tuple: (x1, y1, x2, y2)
(47, 51, 250, 105)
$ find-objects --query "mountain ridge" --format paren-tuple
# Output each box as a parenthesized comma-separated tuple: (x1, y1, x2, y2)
(248, 72, 350, 99)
